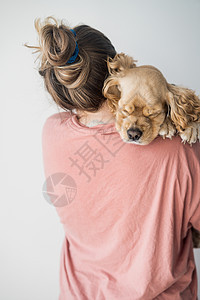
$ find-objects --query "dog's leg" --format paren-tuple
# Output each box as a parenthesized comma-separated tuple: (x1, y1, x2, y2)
(179, 122, 200, 145)
(159, 117, 177, 140)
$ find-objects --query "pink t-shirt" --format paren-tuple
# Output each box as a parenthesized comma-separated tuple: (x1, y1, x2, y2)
(42, 111, 200, 300)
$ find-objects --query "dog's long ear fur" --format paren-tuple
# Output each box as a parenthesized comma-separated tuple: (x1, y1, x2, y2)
(107, 53, 137, 75)
(103, 78, 121, 113)
(167, 84, 200, 131)
(103, 53, 137, 114)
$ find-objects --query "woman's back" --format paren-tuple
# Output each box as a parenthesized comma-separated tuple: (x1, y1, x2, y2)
(42, 111, 200, 300)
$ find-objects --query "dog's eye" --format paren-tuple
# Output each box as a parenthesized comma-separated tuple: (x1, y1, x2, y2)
(119, 104, 135, 116)
(143, 108, 156, 116)
(143, 107, 164, 117)
(118, 107, 131, 117)
(121, 110, 130, 116)
(149, 112, 160, 117)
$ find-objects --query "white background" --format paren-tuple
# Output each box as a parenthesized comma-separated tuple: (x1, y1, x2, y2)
(1, 0, 200, 299)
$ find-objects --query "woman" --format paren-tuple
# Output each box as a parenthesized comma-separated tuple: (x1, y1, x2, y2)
(27, 16, 200, 299)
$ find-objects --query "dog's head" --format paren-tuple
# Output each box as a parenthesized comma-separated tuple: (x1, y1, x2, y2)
(103, 53, 200, 145)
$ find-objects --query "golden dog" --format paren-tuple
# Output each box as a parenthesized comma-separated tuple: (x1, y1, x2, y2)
(103, 53, 200, 248)
(103, 53, 200, 146)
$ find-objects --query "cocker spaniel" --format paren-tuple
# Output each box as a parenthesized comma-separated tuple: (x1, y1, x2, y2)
(103, 53, 200, 146)
(103, 53, 200, 248)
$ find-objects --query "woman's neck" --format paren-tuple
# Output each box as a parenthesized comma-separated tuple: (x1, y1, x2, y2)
(75, 101, 115, 127)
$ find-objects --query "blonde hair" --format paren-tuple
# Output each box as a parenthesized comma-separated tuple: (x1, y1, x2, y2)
(25, 16, 116, 112)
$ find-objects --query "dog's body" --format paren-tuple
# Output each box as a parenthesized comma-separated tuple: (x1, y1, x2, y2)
(103, 53, 200, 146)
(103, 53, 200, 248)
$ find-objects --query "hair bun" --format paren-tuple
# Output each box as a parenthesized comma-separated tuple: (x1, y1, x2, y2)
(26, 16, 117, 112)
(35, 17, 77, 67)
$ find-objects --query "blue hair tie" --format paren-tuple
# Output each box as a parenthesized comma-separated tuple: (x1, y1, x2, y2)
(66, 29, 79, 64)
(70, 29, 76, 37)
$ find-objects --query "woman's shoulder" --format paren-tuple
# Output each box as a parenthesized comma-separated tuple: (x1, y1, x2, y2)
(152, 135, 200, 166)
(44, 111, 71, 125)
(41, 111, 72, 143)
(42, 111, 71, 130)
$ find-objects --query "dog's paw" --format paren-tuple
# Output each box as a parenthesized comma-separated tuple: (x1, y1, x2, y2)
(179, 122, 200, 145)
(159, 118, 177, 140)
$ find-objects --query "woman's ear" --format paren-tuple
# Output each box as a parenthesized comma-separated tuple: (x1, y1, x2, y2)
(103, 77, 121, 114)
(166, 83, 200, 132)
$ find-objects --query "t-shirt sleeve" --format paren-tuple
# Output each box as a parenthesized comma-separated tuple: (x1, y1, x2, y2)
(187, 144, 200, 231)
(189, 199, 200, 231)
(41, 111, 71, 178)
(41, 113, 58, 179)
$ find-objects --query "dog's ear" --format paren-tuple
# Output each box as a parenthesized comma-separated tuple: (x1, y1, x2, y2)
(103, 77, 121, 114)
(103, 53, 137, 114)
(107, 52, 137, 75)
(166, 84, 200, 132)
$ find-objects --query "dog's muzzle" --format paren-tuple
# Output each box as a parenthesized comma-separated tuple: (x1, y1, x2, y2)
(127, 128, 143, 141)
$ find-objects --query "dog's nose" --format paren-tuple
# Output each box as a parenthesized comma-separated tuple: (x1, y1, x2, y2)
(127, 128, 142, 141)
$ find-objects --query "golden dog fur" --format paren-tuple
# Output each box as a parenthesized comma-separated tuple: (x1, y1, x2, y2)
(103, 53, 200, 146)
(103, 53, 200, 248)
